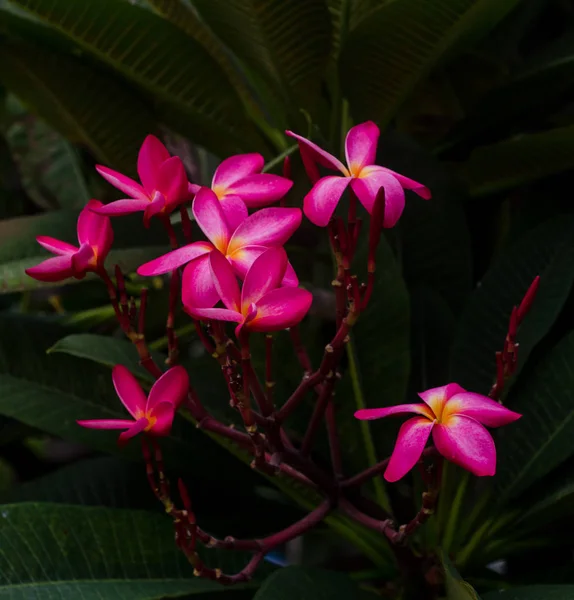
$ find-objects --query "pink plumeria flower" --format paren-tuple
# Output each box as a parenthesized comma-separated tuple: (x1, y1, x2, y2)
(77, 365, 189, 445)
(25, 200, 113, 283)
(189, 153, 293, 230)
(286, 121, 431, 227)
(186, 247, 312, 337)
(93, 134, 190, 225)
(355, 384, 521, 482)
(138, 188, 301, 309)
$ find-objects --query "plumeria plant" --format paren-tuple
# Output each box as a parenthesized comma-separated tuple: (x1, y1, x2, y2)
(19, 126, 539, 598)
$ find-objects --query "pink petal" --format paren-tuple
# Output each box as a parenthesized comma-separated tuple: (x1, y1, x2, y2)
(229, 244, 298, 287)
(112, 364, 147, 419)
(241, 247, 287, 310)
(186, 306, 244, 323)
(182, 253, 220, 309)
(433, 415, 496, 476)
(95, 165, 147, 200)
(148, 402, 177, 437)
(71, 243, 95, 274)
(350, 167, 405, 227)
(384, 417, 434, 482)
(304, 176, 350, 227)
(283, 262, 299, 287)
(227, 174, 293, 207)
(137, 134, 170, 193)
(25, 255, 74, 282)
(143, 191, 167, 226)
(355, 403, 434, 420)
(381, 167, 432, 200)
(156, 156, 188, 207)
(138, 242, 213, 276)
(418, 384, 464, 420)
(248, 287, 312, 332)
(91, 199, 151, 217)
(77, 419, 135, 430)
(188, 183, 201, 195)
(285, 131, 348, 174)
(444, 392, 522, 428)
(227, 207, 302, 254)
(345, 121, 379, 174)
(212, 153, 264, 190)
(36, 236, 77, 256)
(219, 195, 248, 232)
(147, 365, 189, 412)
(192, 188, 230, 251)
(118, 417, 150, 445)
(299, 142, 321, 184)
(77, 200, 113, 257)
(209, 250, 241, 311)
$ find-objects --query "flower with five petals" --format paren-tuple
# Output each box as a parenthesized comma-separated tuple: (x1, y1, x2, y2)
(26, 200, 113, 282)
(138, 188, 301, 309)
(355, 383, 521, 482)
(186, 247, 312, 337)
(286, 121, 430, 227)
(93, 134, 190, 225)
(77, 365, 189, 445)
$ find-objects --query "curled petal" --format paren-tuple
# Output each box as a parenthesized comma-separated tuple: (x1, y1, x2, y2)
(189, 183, 201, 195)
(77, 200, 113, 257)
(350, 167, 405, 227)
(304, 176, 350, 227)
(248, 287, 312, 332)
(25, 255, 74, 282)
(283, 261, 299, 287)
(149, 401, 177, 436)
(227, 174, 293, 207)
(209, 250, 241, 312)
(444, 392, 522, 427)
(182, 253, 220, 309)
(192, 188, 230, 251)
(147, 365, 189, 412)
(143, 192, 167, 226)
(219, 195, 248, 232)
(355, 403, 434, 421)
(77, 418, 134, 430)
(137, 134, 170, 193)
(112, 364, 147, 418)
(229, 245, 298, 287)
(91, 199, 151, 217)
(418, 384, 464, 420)
(380, 167, 431, 200)
(345, 121, 379, 174)
(186, 306, 243, 323)
(95, 165, 147, 200)
(227, 207, 302, 254)
(285, 131, 347, 174)
(118, 417, 150, 445)
(384, 417, 434, 482)
(241, 247, 288, 310)
(138, 242, 213, 276)
(36, 236, 77, 256)
(212, 153, 265, 191)
(71, 243, 95, 274)
(433, 415, 496, 476)
(156, 156, 189, 207)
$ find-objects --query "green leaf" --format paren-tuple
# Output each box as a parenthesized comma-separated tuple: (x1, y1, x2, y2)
(340, 0, 522, 126)
(0, 502, 256, 598)
(0, 40, 156, 175)
(462, 126, 574, 196)
(190, 0, 332, 110)
(495, 328, 574, 500)
(10, 0, 261, 155)
(253, 566, 377, 599)
(450, 216, 574, 394)
(483, 587, 574, 600)
(441, 552, 482, 600)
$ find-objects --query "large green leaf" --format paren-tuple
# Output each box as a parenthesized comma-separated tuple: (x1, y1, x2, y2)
(483, 587, 574, 600)
(253, 566, 376, 599)
(189, 0, 332, 111)
(495, 329, 574, 500)
(462, 126, 574, 196)
(450, 216, 574, 394)
(10, 0, 259, 155)
(0, 502, 255, 599)
(0, 40, 156, 174)
(340, 0, 522, 125)
(442, 553, 481, 600)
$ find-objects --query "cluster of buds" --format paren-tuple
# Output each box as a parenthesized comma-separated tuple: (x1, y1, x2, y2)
(25, 123, 532, 583)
